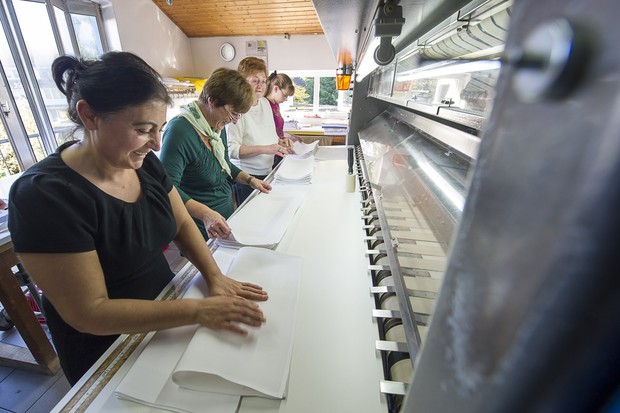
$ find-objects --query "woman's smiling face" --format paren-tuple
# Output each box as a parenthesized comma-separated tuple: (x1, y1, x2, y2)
(91, 100, 168, 170)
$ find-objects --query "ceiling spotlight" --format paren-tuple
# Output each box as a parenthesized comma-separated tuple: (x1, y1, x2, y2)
(166, 0, 173, 5)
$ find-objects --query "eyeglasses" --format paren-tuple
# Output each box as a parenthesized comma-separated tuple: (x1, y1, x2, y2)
(223, 106, 242, 122)
(248, 77, 267, 86)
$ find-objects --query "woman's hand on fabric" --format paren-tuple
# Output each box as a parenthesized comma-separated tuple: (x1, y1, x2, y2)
(203, 210, 231, 239)
(269, 143, 293, 157)
(250, 178, 272, 193)
(207, 272, 269, 302)
(196, 296, 266, 335)
(279, 137, 295, 150)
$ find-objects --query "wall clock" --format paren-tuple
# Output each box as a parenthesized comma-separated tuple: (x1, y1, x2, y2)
(219, 43, 236, 62)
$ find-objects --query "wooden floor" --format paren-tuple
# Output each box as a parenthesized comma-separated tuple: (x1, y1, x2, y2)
(0, 312, 70, 413)
(0, 244, 186, 413)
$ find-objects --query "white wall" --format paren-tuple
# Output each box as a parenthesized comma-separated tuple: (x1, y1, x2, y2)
(190, 35, 336, 78)
(96, 0, 194, 77)
(95, 1, 336, 79)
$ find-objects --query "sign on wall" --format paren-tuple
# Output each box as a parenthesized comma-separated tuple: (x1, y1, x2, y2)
(246, 40, 268, 66)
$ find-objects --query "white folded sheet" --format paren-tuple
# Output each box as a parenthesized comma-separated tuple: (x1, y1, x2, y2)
(115, 247, 302, 410)
(217, 187, 306, 248)
(289, 140, 318, 159)
(115, 325, 240, 413)
(172, 247, 302, 398)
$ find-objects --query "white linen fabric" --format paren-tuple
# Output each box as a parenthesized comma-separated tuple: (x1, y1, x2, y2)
(289, 140, 319, 159)
(115, 273, 241, 413)
(114, 325, 240, 413)
(216, 186, 306, 248)
(226, 97, 279, 175)
(115, 247, 302, 409)
(172, 247, 302, 398)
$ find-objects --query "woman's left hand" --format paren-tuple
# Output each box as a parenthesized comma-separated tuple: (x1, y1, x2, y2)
(208, 273, 269, 301)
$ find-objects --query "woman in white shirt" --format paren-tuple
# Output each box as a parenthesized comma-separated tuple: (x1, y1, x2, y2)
(227, 57, 294, 205)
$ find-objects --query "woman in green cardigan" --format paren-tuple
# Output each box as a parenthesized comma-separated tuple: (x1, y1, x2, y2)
(160, 68, 271, 240)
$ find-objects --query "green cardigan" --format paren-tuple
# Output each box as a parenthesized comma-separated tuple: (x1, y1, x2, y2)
(160, 116, 241, 239)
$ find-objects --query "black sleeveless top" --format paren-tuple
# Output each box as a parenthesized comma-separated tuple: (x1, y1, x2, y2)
(8, 142, 177, 384)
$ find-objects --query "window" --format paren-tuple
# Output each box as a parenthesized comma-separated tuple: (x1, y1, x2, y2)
(292, 77, 339, 111)
(71, 13, 104, 59)
(0, 0, 107, 177)
(280, 71, 352, 127)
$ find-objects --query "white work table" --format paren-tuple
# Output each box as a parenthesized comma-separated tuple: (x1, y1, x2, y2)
(51, 147, 386, 412)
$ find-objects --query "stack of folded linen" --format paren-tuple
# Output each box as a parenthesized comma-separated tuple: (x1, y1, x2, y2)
(274, 156, 314, 185)
(216, 187, 306, 249)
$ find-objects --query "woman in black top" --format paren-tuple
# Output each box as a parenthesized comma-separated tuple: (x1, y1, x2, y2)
(8, 52, 267, 385)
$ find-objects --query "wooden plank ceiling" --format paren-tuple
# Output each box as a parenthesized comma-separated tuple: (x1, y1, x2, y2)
(150, 0, 325, 38)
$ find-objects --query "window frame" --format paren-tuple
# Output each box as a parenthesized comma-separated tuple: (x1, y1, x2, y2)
(0, 0, 107, 172)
